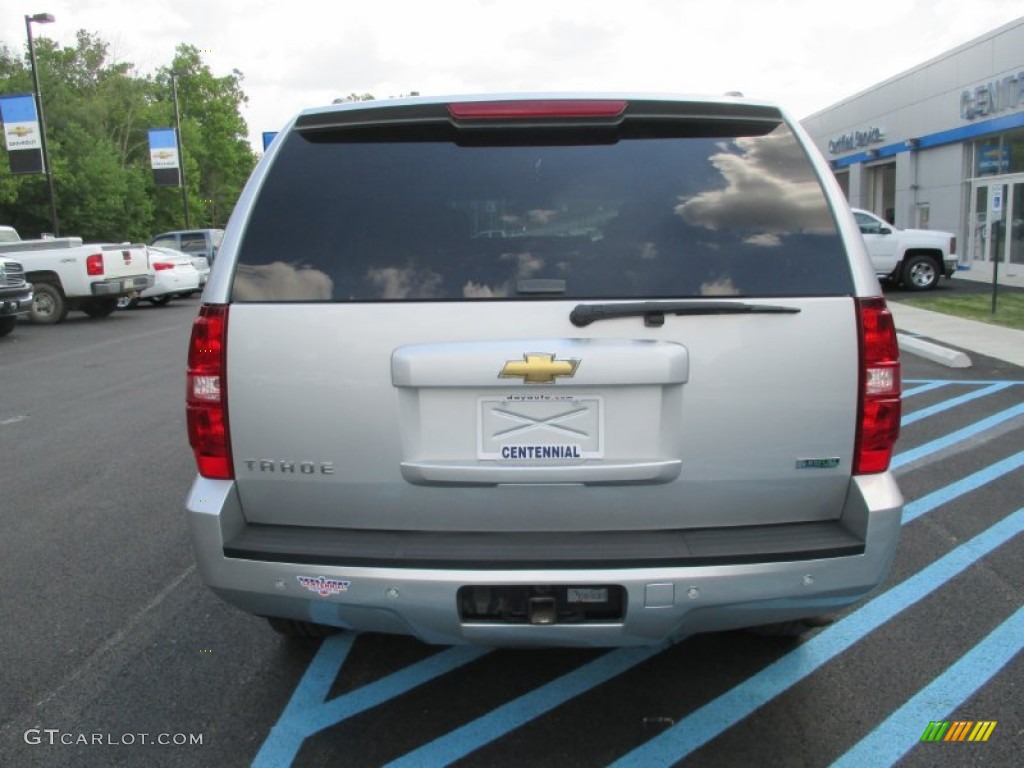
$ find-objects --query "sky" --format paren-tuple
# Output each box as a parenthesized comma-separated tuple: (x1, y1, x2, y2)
(2, 0, 1022, 151)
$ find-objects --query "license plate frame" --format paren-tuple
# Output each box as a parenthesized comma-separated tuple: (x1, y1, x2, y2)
(477, 393, 604, 460)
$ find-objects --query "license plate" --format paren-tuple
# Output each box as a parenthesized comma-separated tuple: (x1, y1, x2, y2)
(122, 278, 134, 289)
(567, 588, 609, 604)
(478, 394, 603, 460)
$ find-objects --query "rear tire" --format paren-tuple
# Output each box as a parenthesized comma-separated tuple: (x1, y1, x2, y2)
(901, 254, 940, 291)
(266, 616, 340, 639)
(81, 298, 118, 318)
(0, 316, 17, 337)
(30, 281, 68, 324)
(148, 295, 172, 306)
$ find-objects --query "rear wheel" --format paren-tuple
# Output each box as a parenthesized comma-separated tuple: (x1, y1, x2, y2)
(266, 616, 341, 639)
(81, 298, 119, 318)
(30, 282, 68, 324)
(0, 316, 17, 337)
(901, 254, 940, 291)
(148, 295, 172, 306)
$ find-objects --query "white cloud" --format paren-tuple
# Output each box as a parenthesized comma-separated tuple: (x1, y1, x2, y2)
(3, 0, 1021, 152)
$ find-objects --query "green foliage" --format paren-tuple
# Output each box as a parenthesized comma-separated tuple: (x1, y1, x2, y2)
(899, 291, 1024, 330)
(0, 32, 256, 240)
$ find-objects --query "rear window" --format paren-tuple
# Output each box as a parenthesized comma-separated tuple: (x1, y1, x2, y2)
(233, 118, 851, 302)
(180, 233, 209, 252)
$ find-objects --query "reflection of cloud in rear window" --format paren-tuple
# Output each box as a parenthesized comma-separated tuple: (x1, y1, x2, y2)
(744, 233, 782, 247)
(461, 252, 544, 298)
(700, 277, 740, 296)
(367, 266, 443, 299)
(500, 251, 545, 277)
(675, 127, 833, 235)
(233, 262, 333, 300)
(463, 281, 509, 298)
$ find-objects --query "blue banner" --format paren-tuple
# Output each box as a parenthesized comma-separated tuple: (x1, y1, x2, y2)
(0, 93, 44, 174)
(148, 127, 181, 186)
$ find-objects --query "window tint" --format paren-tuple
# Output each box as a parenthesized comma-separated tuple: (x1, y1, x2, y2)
(234, 123, 851, 301)
(179, 233, 208, 252)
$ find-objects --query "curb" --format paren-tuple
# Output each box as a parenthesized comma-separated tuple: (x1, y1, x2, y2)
(897, 333, 972, 368)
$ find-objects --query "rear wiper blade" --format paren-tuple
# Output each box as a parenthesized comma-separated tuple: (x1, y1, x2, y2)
(569, 300, 801, 327)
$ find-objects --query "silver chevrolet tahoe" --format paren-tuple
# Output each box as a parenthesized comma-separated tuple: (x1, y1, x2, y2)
(186, 94, 903, 646)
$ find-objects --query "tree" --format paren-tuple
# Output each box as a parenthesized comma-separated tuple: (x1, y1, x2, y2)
(0, 32, 256, 240)
(153, 45, 256, 230)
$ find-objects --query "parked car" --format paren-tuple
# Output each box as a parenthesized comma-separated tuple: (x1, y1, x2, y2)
(118, 247, 200, 308)
(852, 208, 957, 291)
(149, 245, 208, 293)
(186, 94, 903, 646)
(149, 229, 223, 265)
(0, 255, 33, 336)
(0, 226, 151, 323)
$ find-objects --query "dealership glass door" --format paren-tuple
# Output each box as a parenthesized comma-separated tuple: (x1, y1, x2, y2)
(970, 178, 1024, 265)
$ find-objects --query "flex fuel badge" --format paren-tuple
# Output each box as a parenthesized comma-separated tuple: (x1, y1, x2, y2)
(297, 575, 350, 596)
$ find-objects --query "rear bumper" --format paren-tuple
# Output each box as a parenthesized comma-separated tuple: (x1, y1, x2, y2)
(91, 275, 155, 296)
(186, 474, 903, 647)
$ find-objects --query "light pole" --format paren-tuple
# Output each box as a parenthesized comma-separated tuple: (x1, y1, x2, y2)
(170, 71, 191, 228)
(25, 12, 59, 237)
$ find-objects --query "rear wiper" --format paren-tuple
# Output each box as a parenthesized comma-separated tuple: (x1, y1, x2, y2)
(569, 300, 801, 327)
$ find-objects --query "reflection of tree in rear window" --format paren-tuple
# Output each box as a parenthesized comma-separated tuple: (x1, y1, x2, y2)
(234, 123, 852, 302)
(181, 235, 206, 250)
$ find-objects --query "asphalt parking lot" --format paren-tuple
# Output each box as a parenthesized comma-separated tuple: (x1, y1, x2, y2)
(1, 298, 1021, 767)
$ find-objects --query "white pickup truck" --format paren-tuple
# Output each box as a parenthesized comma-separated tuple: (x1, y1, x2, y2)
(852, 208, 957, 291)
(0, 226, 153, 323)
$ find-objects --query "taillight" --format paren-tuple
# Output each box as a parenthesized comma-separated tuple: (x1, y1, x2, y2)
(86, 253, 104, 276)
(448, 99, 627, 120)
(187, 305, 232, 479)
(855, 298, 901, 474)
(153, 262, 175, 271)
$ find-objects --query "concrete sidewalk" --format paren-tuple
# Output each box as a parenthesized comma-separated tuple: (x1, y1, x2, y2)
(888, 301, 1024, 369)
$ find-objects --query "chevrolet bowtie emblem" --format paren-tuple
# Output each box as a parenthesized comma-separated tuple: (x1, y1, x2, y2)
(499, 353, 579, 384)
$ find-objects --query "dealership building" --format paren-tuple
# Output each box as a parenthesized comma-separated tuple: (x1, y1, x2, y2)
(801, 17, 1024, 273)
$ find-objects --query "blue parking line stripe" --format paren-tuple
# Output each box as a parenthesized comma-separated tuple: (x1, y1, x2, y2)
(901, 382, 1013, 425)
(385, 645, 665, 768)
(892, 403, 1024, 469)
(901, 381, 951, 398)
(831, 605, 1024, 767)
(607, 507, 1024, 768)
(254, 638, 489, 767)
(902, 451, 1024, 524)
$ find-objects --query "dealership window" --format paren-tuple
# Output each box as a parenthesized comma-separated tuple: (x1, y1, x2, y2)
(972, 127, 1024, 176)
(868, 163, 896, 223)
(834, 170, 850, 200)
